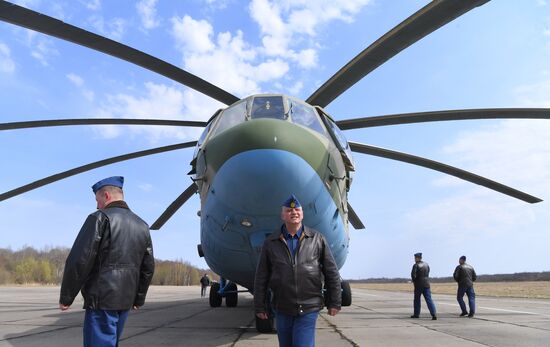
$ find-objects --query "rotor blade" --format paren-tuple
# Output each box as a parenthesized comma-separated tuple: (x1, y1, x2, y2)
(307, 0, 489, 107)
(0, 1, 239, 106)
(0, 141, 197, 202)
(349, 142, 542, 204)
(0, 118, 207, 131)
(337, 108, 550, 130)
(347, 203, 366, 230)
(150, 183, 198, 230)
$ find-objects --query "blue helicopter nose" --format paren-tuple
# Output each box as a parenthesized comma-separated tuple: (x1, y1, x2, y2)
(200, 149, 348, 287)
(211, 149, 328, 214)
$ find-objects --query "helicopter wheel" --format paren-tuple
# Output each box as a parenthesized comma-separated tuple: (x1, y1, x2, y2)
(209, 282, 222, 307)
(225, 282, 238, 307)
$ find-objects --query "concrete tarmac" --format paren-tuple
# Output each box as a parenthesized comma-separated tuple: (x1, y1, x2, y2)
(1, 285, 549, 346)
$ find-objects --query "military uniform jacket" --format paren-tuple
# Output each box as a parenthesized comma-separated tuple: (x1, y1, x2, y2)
(253, 226, 341, 316)
(453, 263, 477, 288)
(59, 201, 155, 310)
(411, 261, 431, 288)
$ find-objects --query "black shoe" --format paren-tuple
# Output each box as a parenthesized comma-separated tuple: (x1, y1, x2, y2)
(410, 315, 419, 318)
(468, 313, 474, 318)
(460, 312, 468, 317)
(432, 316, 437, 320)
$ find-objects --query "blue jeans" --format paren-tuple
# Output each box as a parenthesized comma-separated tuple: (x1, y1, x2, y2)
(84, 309, 129, 347)
(457, 286, 475, 314)
(276, 310, 319, 347)
(413, 287, 436, 317)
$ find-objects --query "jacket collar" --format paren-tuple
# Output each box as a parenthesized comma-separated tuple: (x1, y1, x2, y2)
(269, 225, 314, 241)
(104, 200, 129, 209)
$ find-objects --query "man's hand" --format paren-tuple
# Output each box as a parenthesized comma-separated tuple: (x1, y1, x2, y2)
(327, 307, 340, 316)
(256, 312, 269, 320)
(133, 305, 140, 310)
(59, 303, 70, 311)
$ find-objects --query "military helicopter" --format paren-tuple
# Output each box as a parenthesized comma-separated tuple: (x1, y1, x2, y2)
(1, 0, 549, 333)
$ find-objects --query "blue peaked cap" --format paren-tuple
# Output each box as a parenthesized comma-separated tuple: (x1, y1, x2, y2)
(92, 176, 124, 194)
(282, 194, 301, 208)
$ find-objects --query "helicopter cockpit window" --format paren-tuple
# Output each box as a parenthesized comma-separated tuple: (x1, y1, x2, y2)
(193, 121, 212, 158)
(250, 96, 285, 119)
(210, 100, 247, 137)
(325, 118, 355, 169)
(290, 102, 327, 136)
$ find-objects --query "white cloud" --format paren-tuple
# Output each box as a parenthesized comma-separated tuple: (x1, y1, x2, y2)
(94, 82, 209, 142)
(24, 31, 59, 66)
(249, 0, 371, 66)
(0, 42, 16, 73)
(137, 0, 160, 30)
(66, 73, 95, 101)
(66, 73, 84, 87)
(85, 0, 101, 11)
(172, 16, 215, 53)
(89, 16, 127, 41)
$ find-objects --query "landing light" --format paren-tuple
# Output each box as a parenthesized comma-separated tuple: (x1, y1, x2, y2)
(240, 219, 253, 227)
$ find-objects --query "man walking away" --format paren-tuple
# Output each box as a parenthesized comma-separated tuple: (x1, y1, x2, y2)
(454, 255, 477, 318)
(59, 176, 155, 347)
(410, 252, 437, 320)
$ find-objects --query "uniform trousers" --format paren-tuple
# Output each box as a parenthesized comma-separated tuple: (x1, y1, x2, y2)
(413, 287, 437, 317)
(276, 310, 319, 347)
(457, 286, 476, 314)
(84, 309, 129, 347)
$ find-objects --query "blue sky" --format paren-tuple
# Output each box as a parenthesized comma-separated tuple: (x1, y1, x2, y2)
(1, 0, 549, 279)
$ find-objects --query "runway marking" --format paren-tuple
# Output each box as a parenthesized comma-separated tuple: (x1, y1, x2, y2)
(438, 302, 550, 318)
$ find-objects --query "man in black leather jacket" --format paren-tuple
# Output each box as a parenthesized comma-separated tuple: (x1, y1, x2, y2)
(410, 252, 437, 320)
(254, 194, 341, 347)
(59, 176, 155, 346)
(454, 255, 477, 317)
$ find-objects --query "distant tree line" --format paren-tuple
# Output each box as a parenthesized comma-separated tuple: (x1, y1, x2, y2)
(0, 247, 217, 286)
(348, 271, 550, 284)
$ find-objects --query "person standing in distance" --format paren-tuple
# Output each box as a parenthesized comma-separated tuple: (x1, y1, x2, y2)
(59, 176, 155, 347)
(200, 273, 211, 298)
(410, 252, 437, 320)
(254, 194, 341, 347)
(454, 255, 477, 318)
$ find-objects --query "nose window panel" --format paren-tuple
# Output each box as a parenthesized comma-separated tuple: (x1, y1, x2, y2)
(211, 100, 247, 137)
(290, 102, 327, 136)
(251, 96, 285, 119)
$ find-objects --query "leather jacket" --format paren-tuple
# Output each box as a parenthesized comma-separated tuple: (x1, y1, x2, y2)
(59, 201, 155, 310)
(411, 261, 431, 288)
(454, 263, 477, 288)
(253, 226, 341, 316)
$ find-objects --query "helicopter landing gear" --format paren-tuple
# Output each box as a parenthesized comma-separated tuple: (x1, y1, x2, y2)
(209, 278, 240, 308)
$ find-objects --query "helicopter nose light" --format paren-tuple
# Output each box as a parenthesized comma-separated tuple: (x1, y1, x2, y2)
(240, 219, 253, 227)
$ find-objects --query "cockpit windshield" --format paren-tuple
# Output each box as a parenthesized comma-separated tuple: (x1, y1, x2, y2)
(210, 100, 247, 137)
(207, 95, 329, 139)
(250, 96, 286, 119)
(290, 100, 327, 136)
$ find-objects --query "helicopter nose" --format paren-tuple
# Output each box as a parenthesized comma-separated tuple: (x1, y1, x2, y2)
(209, 148, 330, 215)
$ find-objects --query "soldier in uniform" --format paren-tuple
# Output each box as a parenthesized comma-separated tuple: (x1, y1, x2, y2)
(410, 252, 437, 320)
(254, 194, 341, 347)
(59, 176, 155, 347)
(453, 255, 477, 317)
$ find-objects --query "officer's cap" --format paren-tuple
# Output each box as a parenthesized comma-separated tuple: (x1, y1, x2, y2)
(414, 252, 422, 258)
(282, 194, 301, 208)
(460, 255, 466, 261)
(92, 176, 124, 194)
